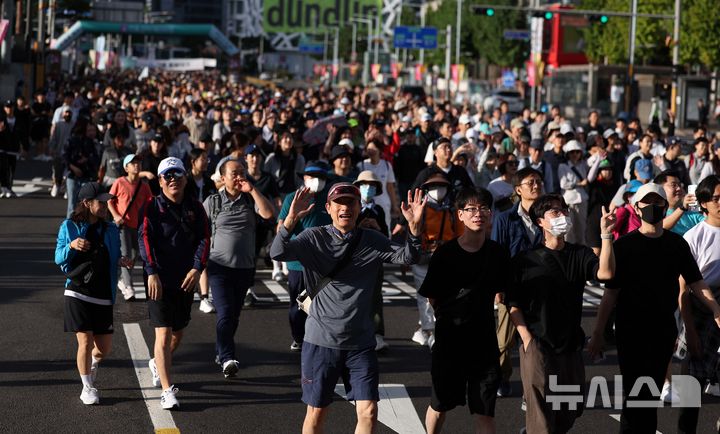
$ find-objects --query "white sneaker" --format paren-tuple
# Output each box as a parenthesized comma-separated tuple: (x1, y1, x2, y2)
(6, 189, 16, 198)
(80, 385, 100, 405)
(0, 187, 8, 198)
(222, 359, 239, 378)
(660, 381, 678, 403)
(199, 298, 215, 313)
(411, 329, 429, 346)
(272, 270, 284, 282)
(375, 334, 389, 352)
(50, 184, 58, 197)
(91, 362, 99, 383)
(160, 386, 179, 410)
(705, 382, 720, 397)
(427, 333, 435, 349)
(149, 358, 161, 388)
(118, 281, 135, 300)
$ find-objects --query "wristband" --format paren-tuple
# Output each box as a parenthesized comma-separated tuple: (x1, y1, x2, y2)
(679, 205, 687, 212)
(600, 233, 613, 240)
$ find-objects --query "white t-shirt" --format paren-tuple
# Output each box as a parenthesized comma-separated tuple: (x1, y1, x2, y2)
(357, 158, 396, 229)
(684, 221, 720, 288)
(488, 177, 514, 202)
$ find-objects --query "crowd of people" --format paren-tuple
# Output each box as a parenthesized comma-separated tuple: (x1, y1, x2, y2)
(39, 69, 720, 433)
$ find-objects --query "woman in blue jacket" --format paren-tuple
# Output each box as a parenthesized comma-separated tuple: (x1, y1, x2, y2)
(55, 182, 129, 405)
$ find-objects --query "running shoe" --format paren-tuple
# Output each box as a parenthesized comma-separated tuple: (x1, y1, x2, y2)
(411, 329, 429, 346)
(290, 341, 302, 352)
(199, 298, 215, 313)
(222, 360, 239, 378)
(50, 184, 58, 197)
(80, 385, 100, 405)
(272, 270, 284, 282)
(706, 382, 720, 397)
(149, 358, 161, 387)
(160, 386, 179, 410)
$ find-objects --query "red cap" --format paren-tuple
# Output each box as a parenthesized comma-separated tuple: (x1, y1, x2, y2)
(327, 182, 361, 203)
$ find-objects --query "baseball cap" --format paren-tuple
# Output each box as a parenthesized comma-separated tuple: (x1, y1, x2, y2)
(157, 157, 186, 176)
(477, 123, 491, 135)
(510, 118, 524, 130)
(302, 161, 329, 178)
(634, 159, 653, 180)
(339, 97, 352, 105)
(420, 113, 432, 122)
(458, 114, 472, 126)
(141, 113, 154, 123)
(327, 182, 361, 203)
(245, 143, 261, 155)
(603, 128, 618, 139)
(78, 182, 115, 202)
(338, 138, 355, 150)
(123, 153, 140, 167)
(152, 133, 164, 142)
(347, 118, 359, 128)
(432, 138, 452, 150)
(560, 123, 574, 135)
(562, 140, 583, 154)
(626, 179, 644, 194)
(632, 182, 667, 206)
(329, 145, 350, 162)
(599, 159, 613, 169)
(401, 115, 412, 123)
(530, 139, 544, 150)
(547, 121, 561, 131)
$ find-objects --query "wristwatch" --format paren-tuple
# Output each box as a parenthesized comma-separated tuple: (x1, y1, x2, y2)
(678, 205, 687, 212)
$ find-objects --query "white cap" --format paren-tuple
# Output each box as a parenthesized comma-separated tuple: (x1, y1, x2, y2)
(338, 138, 355, 150)
(458, 114, 472, 125)
(274, 91, 282, 98)
(333, 108, 345, 116)
(421, 113, 432, 122)
(340, 97, 352, 105)
(562, 140, 583, 153)
(560, 123, 574, 135)
(603, 128, 617, 139)
(632, 183, 668, 206)
(465, 128, 478, 140)
(184, 95, 193, 103)
(157, 157, 186, 176)
(401, 115, 412, 123)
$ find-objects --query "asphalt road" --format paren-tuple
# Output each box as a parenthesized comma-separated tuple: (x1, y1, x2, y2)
(1, 160, 718, 434)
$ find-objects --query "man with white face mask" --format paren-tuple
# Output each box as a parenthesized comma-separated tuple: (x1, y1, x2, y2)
(507, 194, 616, 433)
(410, 173, 465, 348)
(277, 161, 334, 351)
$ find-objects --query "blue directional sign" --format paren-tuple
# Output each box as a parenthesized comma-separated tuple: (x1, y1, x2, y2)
(503, 29, 530, 40)
(299, 41, 324, 54)
(393, 26, 438, 50)
(502, 70, 517, 88)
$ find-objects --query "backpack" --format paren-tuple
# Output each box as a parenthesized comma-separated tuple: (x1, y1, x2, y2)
(207, 193, 223, 247)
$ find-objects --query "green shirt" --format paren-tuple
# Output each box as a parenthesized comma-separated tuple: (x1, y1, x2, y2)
(666, 207, 705, 236)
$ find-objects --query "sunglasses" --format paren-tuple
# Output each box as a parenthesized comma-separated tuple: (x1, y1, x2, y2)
(162, 170, 185, 182)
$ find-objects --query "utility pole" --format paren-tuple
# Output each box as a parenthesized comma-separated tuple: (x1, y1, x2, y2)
(625, 0, 637, 114)
(455, 0, 461, 66)
(351, 22, 357, 64)
(670, 0, 680, 124)
(374, 13, 380, 65)
(419, 4, 426, 67)
(332, 27, 339, 85)
(445, 25, 451, 100)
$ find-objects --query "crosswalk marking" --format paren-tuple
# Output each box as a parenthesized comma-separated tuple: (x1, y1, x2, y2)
(125, 275, 606, 308)
(335, 384, 425, 434)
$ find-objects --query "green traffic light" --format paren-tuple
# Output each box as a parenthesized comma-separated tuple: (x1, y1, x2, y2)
(544, 11, 553, 20)
(486, 8, 495, 16)
(600, 15, 609, 23)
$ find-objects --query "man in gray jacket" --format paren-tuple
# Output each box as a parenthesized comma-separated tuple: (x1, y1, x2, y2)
(271, 183, 427, 434)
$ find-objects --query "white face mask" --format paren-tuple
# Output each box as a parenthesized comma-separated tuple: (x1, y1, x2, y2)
(427, 186, 448, 203)
(304, 177, 326, 193)
(548, 216, 573, 237)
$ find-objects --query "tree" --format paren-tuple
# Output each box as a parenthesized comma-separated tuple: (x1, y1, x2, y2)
(680, 0, 720, 68)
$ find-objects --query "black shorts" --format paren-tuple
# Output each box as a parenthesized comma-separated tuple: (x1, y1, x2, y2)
(430, 340, 501, 416)
(147, 289, 194, 331)
(64, 296, 114, 334)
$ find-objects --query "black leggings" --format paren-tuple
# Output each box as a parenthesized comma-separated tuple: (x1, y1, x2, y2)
(0, 153, 17, 188)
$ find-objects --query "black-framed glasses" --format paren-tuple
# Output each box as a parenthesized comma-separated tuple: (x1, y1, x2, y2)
(162, 170, 185, 182)
(461, 206, 491, 215)
(519, 179, 542, 187)
(666, 182, 684, 190)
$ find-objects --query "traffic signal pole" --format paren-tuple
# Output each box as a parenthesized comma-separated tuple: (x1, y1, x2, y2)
(670, 0, 681, 118)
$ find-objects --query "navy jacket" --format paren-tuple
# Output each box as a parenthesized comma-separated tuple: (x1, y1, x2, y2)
(138, 193, 210, 286)
(491, 201, 542, 258)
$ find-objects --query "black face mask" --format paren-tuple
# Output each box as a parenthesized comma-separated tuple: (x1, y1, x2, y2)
(638, 204, 666, 224)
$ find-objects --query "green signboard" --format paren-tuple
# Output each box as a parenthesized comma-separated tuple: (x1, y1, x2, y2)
(264, 0, 382, 33)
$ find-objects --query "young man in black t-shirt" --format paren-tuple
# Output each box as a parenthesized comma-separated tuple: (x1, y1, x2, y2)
(589, 183, 717, 433)
(507, 194, 616, 434)
(419, 187, 511, 434)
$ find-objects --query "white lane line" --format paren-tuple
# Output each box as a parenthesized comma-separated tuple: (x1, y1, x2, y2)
(261, 279, 291, 302)
(335, 383, 425, 434)
(122, 323, 179, 433)
(609, 414, 662, 433)
(585, 286, 605, 298)
(385, 275, 417, 296)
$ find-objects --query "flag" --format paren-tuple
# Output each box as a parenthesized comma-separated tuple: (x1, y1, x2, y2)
(371, 64, 381, 80)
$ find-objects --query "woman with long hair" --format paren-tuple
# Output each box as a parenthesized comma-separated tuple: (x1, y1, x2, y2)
(102, 110, 136, 150)
(264, 131, 305, 195)
(55, 182, 129, 405)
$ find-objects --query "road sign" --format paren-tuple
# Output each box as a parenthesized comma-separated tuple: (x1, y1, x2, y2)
(502, 70, 517, 88)
(503, 29, 530, 40)
(393, 26, 438, 50)
(299, 41, 324, 54)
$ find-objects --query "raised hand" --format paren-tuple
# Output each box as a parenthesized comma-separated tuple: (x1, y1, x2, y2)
(401, 188, 428, 237)
(600, 206, 616, 235)
(287, 187, 315, 223)
(237, 178, 254, 194)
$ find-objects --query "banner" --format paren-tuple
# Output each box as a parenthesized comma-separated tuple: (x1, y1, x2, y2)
(349, 63, 360, 77)
(371, 64, 381, 80)
(332, 64, 339, 77)
(391, 63, 403, 79)
(264, 0, 382, 33)
(414, 64, 425, 82)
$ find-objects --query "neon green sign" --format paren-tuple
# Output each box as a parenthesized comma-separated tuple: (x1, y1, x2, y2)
(264, 0, 382, 33)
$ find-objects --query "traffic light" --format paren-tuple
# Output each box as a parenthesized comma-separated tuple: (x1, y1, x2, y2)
(589, 14, 609, 24)
(475, 7, 495, 17)
(533, 11, 553, 20)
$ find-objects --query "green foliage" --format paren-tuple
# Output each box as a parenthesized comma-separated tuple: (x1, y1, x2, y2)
(424, 0, 528, 67)
(680, 0, 720, 68)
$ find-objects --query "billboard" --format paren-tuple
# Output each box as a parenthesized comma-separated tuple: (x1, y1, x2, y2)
(264, 0, 382, 33)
